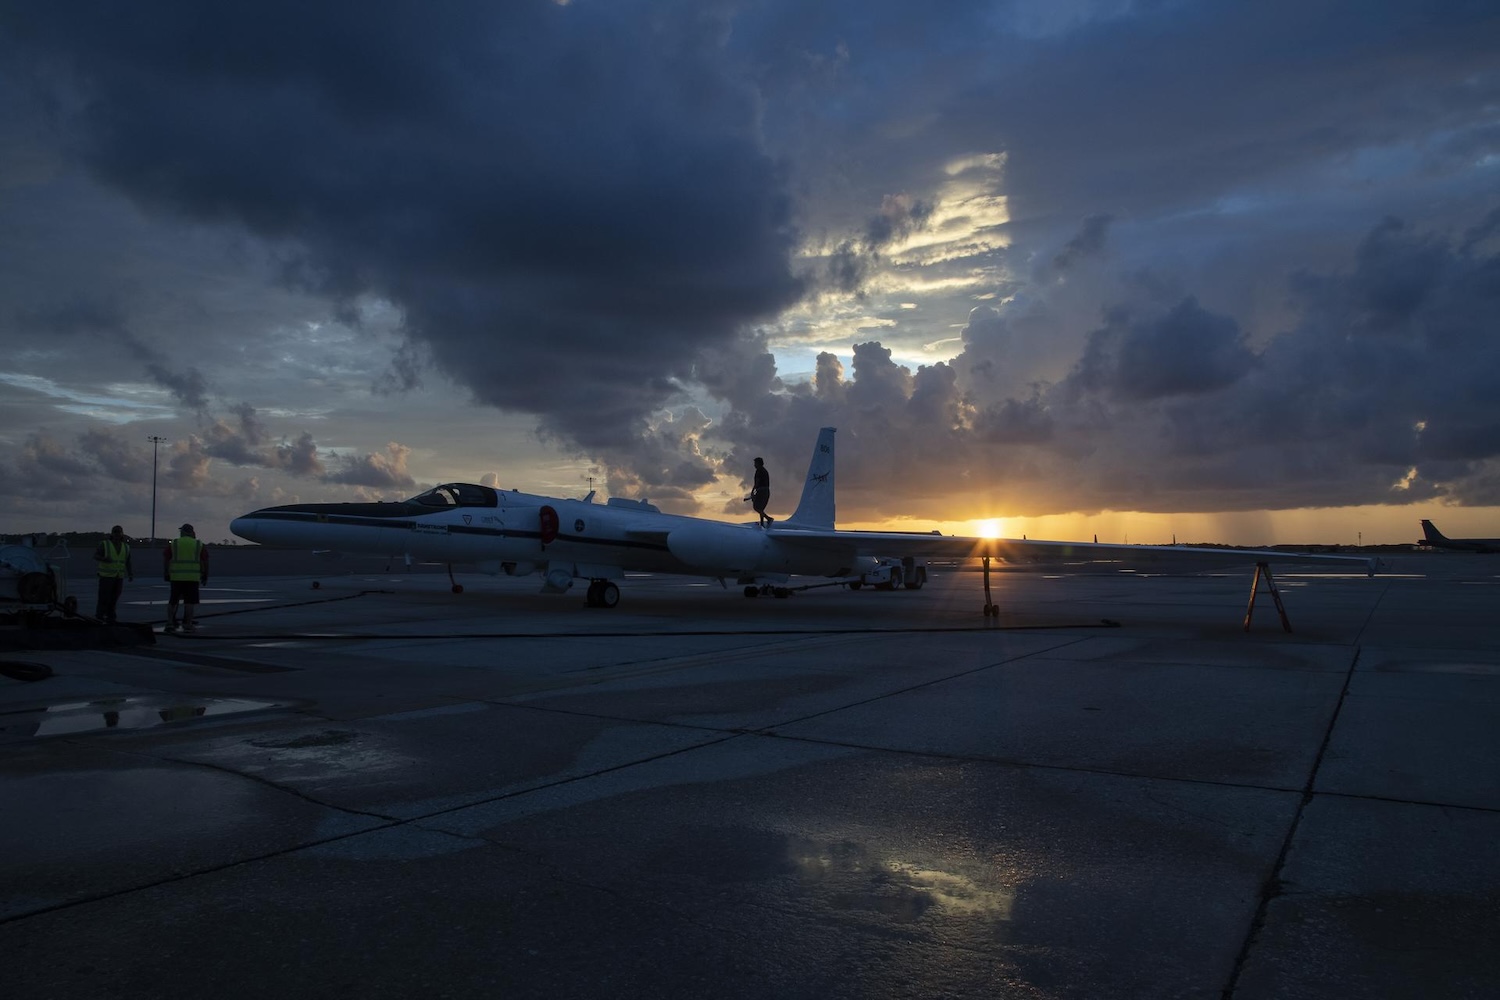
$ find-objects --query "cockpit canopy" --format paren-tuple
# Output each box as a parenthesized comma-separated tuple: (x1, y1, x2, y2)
(407, 483, 499, 508)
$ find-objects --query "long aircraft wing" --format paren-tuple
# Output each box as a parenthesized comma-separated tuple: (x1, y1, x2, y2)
(765, 426, 1378, 576)
(771, 527, 1379, 574)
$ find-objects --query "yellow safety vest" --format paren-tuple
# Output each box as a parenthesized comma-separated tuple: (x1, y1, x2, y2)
(98, 539, 130, 578)
(168, 537, 204, 581)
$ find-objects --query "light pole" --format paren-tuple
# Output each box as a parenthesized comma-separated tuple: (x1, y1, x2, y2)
(147, 435, 165, 542)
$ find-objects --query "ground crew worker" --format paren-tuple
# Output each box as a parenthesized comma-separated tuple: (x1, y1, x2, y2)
(163, 523, 208, 633)
(92, 524, 133, 624)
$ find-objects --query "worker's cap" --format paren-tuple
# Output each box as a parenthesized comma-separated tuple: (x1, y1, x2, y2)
(180, 523, 195, 534)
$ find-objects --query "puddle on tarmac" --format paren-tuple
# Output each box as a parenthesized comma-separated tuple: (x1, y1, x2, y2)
(0, 695, 277, 738)
(784, 835, 1016, 922)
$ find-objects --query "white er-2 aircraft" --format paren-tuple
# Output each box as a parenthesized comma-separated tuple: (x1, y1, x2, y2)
(230, 427, 1378, 621)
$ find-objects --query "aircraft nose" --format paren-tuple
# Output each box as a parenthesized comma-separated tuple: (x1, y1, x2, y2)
(229, 515, 259, 543)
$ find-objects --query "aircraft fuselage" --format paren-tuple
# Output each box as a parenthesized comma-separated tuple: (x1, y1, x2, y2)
(230, 484, 864, 584)
(1418, 519, 1500, 553)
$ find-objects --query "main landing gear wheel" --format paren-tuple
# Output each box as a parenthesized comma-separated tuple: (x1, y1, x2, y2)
(585, 579, 620, 608)
(744, 584, 793, 599)
(983, 604, 999, 618)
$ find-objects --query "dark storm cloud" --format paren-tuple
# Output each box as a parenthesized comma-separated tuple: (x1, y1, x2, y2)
(942, 0, 1500, 223)
(593, 408, 718, 509)
(8, 0, 803, 489)
(690, 334, 782, 413)
(14, 298, 128, 338)
(144, 363, 211, 414)
(1052, 214, 1113, 272)
(1069, 297, 1255, 401)
(974, 395, 1053, 446)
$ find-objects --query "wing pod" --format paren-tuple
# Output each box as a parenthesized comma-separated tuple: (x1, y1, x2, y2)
(667, 522, 771, 574)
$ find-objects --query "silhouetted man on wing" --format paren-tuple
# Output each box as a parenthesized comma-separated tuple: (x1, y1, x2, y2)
(747, 456, 773, 528)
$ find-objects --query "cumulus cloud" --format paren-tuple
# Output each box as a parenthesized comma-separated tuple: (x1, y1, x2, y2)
(704, 212, 1500, 518)
(77, 428, 152, 484)
(19, 432, 94, 485)
(326, 442, 415, 490)
(274, 433, 326, 479)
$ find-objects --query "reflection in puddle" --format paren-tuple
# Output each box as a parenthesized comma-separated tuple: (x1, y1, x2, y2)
(0, 696, 277, 737)
(787, 836, 1015, 922)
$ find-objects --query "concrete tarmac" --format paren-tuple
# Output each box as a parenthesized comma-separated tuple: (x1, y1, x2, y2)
(2, 550, 1497, 999)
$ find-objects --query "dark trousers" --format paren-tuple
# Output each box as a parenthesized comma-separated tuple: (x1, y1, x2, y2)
(95, 576, 125, 622)
(752, 492, 772, 524)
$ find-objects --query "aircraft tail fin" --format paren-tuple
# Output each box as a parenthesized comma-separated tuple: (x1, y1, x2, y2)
(784, 427, 836, 529)
(1420, 519, 1446, 543)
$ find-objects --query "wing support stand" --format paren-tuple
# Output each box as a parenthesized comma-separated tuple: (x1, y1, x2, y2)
(982, 556, 999, 618)
(1243, 561, 1291, 632)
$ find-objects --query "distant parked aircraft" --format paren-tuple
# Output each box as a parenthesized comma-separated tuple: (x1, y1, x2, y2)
(1419, 520, 1500, 553)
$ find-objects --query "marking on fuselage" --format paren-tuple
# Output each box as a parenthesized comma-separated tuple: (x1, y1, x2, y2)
(239, 510, 670, 552)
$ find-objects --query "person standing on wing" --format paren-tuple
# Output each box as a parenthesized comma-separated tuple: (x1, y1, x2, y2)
(747, 456, 774, 528)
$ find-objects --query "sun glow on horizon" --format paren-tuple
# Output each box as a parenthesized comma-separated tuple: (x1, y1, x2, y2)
(832, 503, 1493, 548)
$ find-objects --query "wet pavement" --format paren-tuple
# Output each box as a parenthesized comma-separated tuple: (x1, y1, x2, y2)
(2, 551, 1497, 998)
